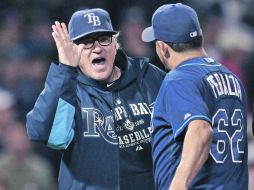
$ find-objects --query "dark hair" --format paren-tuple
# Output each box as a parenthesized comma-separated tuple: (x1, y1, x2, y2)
(166, 36, 203, 52)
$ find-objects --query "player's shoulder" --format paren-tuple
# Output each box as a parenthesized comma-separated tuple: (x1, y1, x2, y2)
(167, 57, 224, 81)
(165, 67, 198, 82)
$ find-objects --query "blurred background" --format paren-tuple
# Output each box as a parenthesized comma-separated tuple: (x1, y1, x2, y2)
(0, 0, 254, 189)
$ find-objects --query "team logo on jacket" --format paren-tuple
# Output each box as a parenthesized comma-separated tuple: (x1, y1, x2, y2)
(82, 108, 118, 144)
(123, 118, 135, 131)
(81, 102, 154, 147)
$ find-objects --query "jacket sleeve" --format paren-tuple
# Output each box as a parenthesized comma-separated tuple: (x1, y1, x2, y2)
(26, 62, 78, 149)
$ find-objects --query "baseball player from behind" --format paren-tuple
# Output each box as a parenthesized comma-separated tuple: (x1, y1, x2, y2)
(26, 8, 165, 190)
(142, 3, 249, 190)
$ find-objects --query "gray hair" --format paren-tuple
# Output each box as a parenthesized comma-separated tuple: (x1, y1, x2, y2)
(113, 32, 121, 50)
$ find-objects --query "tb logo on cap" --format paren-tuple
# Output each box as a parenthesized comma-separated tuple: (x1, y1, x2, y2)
(84, 13, 101, 26)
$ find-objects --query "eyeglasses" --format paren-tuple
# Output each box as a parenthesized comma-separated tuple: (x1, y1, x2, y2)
(74, 35, 113, 49)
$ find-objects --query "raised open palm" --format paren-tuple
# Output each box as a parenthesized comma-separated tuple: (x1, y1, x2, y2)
(52, 21, 84, 67)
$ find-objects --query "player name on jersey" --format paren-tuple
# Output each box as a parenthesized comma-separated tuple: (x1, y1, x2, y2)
(206, 72, 242, 100)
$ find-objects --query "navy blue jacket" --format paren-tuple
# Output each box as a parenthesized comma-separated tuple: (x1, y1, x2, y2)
(26, 50, 165, 190)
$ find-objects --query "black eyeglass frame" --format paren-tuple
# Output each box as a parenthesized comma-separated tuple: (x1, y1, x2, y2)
(74, 34, 113, 49)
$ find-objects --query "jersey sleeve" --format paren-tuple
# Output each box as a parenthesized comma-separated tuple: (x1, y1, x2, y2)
(26, 62, 78, 149)
(165, 78, 211, 139)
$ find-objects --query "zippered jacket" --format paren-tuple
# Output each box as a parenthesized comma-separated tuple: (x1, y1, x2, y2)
(26, 49, 165, 190)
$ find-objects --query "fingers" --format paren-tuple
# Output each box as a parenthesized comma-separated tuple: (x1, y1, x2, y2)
(55, 21, 67, 41)
(51, 21, 82, 67)
(52, 21, 61, 39)
(61, 22, 69, 37)
(52, 24, 62, 50)
(51, 21, 70, 44)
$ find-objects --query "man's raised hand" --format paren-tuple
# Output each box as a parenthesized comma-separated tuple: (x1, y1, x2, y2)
(52, 21, 84, 67)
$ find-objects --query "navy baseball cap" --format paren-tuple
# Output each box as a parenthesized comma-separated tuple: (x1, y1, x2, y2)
(142, 3, 202, 43)
(68, 8, 117, 41)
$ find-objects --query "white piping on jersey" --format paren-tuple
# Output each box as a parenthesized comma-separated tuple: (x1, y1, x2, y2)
(178, 63, 221, 69)
(175, 115, 211, 138)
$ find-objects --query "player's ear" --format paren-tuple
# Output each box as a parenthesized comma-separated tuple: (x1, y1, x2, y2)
(157, 41, 170, 59)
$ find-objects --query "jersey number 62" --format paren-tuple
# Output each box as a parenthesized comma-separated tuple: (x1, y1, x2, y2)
(210, 109, 244, 163)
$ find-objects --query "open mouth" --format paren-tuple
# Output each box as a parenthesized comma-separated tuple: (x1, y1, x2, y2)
(92, 58, 106, 65)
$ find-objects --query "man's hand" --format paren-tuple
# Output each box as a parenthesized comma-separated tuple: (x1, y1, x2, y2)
(52, 21, 84, 67)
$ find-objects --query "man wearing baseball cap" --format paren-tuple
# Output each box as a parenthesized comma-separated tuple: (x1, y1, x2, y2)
(142, 3, 249, 190)
(26, 8, 165, 190)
